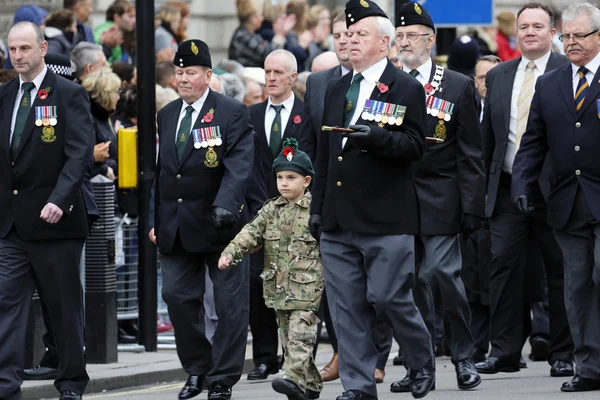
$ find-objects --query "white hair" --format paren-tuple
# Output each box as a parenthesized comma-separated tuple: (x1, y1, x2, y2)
(265, 49, 298, 73)
(376, 17, 396, 52)
(562, 2, 600, 31)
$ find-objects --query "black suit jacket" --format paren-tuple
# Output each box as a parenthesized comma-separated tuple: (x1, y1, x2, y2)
(311, 60, 425, 235)
(513, 62, 600, 230)
(0, 69, 93, 240)
(414, 64, 486, 235)
(154, 89, 254, 254)
(482, 52, 568, 218)
(249, 96, 303, 197)
(299, 65, 342, 162)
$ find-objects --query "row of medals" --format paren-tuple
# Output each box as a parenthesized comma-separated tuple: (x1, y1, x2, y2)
(427, 65, 451, 121)
(35, 118, 58, 127)
(361, 108, 404, 126)
(194, 136, 222, 149)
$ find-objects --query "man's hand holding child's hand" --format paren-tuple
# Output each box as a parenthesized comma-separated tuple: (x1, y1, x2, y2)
(218, 256, 232, 270)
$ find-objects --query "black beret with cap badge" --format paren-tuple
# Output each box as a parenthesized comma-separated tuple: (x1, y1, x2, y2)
(345, 0, 389, 28)
(173, 39, 212, 68)
(395, 1, 435, 32)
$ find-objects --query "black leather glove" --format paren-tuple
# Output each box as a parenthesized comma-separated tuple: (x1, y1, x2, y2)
(344, 124, 372, 143)
(213, 206, 236, 228)
(461, 213, 483, 239)
(513, 195, 535, 214)
(309, 214, 322, 241)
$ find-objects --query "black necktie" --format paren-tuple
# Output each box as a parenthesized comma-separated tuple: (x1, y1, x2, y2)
(343, 73, 364, 128)
(409, 69, 419, 78)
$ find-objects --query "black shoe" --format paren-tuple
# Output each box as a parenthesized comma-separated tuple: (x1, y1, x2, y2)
(272, 378, 305, 400)
(179, 375, 203, 400)
(561, 375, 600, 392)
(472, 349, 486, 364)
(59, 391, 82, 400)
(519, 356, 527, 369)
(118, 327, 137, 344)
(208, 382, 232, 400)
(305, 389, 320, 399)
(247, 363, 279, 380)
(23, 365, 58, 380)
(411, 367, 435, 399)
(335, 390, 377, 400)
(455, 358, 481, 390)
(475, 357, 520, 374)
(529, 336, 550, 361)
(390, 371, 412, 393)
(551, 360, 575, 377)
(393, 355, 403, 366)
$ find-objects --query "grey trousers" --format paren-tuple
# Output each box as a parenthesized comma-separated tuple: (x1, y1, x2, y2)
(204, 267, 218, 344)
(320, 229, 433, 396)
(553, 189, 600, 380)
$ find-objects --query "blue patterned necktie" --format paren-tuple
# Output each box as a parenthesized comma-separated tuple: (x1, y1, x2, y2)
(575, 66, 589, 112)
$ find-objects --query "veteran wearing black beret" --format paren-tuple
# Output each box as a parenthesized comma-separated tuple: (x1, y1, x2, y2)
(309, 1, 435, 399)
(150, 38, 257, 400)
(389, 1, 486, 393)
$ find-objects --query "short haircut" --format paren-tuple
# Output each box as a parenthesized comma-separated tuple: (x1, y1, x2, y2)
(216, 59, 245, 78)
(70, 41, 103, 76)
(156, 61, 175, 87)
(64, 0, 84, 9)
(477, 55, 502, 65)
(517, 2, 555, 26)
(333, 11, 345, 25)
(106, 0, 134, 22)
(376, 17, 396, 52)
(562, 2, 600, 32)
(265, 49, 298, 73)
(116, 83, 137, 119)
(45, 9, 76, 31)
(220, 73, 246, 102)
(11, 22, 45, 45)
(111, 61, 135, 83)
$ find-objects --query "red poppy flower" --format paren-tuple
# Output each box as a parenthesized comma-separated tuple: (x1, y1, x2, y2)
(293, 114, 302, 124)
(377, 82, 389, 94)
(38, 89, 48, 100)
(283, 147, 294, 157)
(424, 83, 434, 94)
(204, 112, 214, 123)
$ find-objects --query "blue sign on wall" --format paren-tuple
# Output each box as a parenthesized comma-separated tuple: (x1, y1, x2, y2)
(413, 0, 494, 27)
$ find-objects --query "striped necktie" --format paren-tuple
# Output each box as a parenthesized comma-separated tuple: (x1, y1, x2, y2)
(515, 61, 536, 150)
(575, 66, 589, 112)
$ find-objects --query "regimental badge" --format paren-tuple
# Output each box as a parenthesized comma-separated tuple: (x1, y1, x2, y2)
(41, 126, 56, 143)
(415, 3, 422, 15)
(346, 101, 353, 111)
(273, 123, 279, 132)
(191, 41, 199, 55)
(360, 0, 369, 8)
(378, 122, 384, 127)
(434, 120, 447, 141)
(179, 133, 187, 142)
(204, 147, 219, 168)
(21, 97, 28, 107)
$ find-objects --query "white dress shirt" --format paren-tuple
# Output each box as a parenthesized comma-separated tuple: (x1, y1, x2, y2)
(175, 88, 210, 142)
(480, 99, 485, 123)
(344, 57, 388, 147)
(340, 65, 351, 77)
(571, 50, 600, 96)
(503, 51, 551, 174)
(10, 66, 48, 146)
(402, 57, 433, 87)
(264, 92, 295, 145)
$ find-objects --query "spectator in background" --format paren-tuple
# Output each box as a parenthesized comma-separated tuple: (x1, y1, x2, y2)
(304, 5, 331, 71)
(292, 70, 309, 101)
(112, 83, 137, 131)
(3, 5, 48, 69)
(551, 7, 565, 55)
(155, 4, 180, 61)
(155, 60, 177, 90)
(0, 69, 18, 84)
(496, 11, 520, 61)
(64, 0, 95, 44)
(217, 59, 246, 79)
(310, 51, 338, 73)
(82, 67, 121, 181)
(94, 0, 136, 65)
(470, 27, 498, 56)
(111, 61, 136, 87)
(70, 41, 109, 82)
(166, 1, 190, 42)
(220, 72, 246, 102)
(45, 9, 78, 57)
(447, 35, 480, 78)
(155, 83, 179, 111)
(0, 40, 6, 67)
(243, 77, 264, 106)
(210, 74, 225, 94)
(285, 0, 312, 71)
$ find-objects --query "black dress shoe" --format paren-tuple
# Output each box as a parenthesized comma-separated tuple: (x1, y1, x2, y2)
(23, 365, 58, 380)
(455, 358, 481, 390)
(475, 357, 520, 374)
(472, 349, 486, 364)
(411, 367, 435, 399)
(390, 370, 436, 393)
(335, 389, 377, 400)
(393, 355, 403, 366)
(519, 356, 527, 369)
(529, 336, 550, 361)
(118, 327, 137, 344)
(305, 389, 320, 399)
(247, 363, 279, 380)
(272, 378, 305, 400)
(59, 391, 82, 400)
(551, 360, 575, 377)
(179, 375, 203, 400)
(561, 375, 600, 392)
(208, 382, 232, 400)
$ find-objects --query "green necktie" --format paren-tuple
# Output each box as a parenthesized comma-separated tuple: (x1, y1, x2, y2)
(176, 105, 194, 160)
(270, 104, 283, 158)
(11, 81, 36, 160)
(409, 69, 419, 77)
(343, 73, 363, 127)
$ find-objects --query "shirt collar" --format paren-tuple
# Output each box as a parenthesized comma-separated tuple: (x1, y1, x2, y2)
(267, 92, 295, 111)
(182, 87, 210, 114)
(341, 65, 351, 76)
(402, 57, 433, 82)
(274, 191, 312, 208)
(354, 57, 388, 85)
(521, 50, 552, 73)
(19, 65, 47, 92)
(571, 50, 600, 80)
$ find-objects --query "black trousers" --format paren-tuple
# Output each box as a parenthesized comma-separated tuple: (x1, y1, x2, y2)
(249, 251, 279, 367)
(0, 229, 88, 399)
(488, 172, 572, 364)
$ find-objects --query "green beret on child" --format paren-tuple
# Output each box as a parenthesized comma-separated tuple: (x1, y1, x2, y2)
(272, 138, 315, 178)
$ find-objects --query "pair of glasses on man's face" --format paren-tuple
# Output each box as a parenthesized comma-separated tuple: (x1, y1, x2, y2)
(558, 29, 599, 42)
(395, 33, 432, 42)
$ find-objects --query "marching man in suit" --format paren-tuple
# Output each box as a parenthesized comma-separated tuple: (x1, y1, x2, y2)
(479, 2, 574, 377)
(389, 2, 485, 393)
(309, 1, 434, 399)
(0, 22, 93, 400)
(512, 2, 600, 392)
(149, 39, 254, 400)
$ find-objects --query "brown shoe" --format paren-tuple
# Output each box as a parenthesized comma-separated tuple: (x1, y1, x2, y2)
(375, 368, 385, 383)
(320, 353, 339, 382)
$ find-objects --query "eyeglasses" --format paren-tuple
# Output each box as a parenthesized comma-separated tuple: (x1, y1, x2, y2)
(559, 29, 599, 42)
(395, 33, 432, 42)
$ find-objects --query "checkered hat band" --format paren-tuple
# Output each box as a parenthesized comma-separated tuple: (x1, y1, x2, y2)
(47, 63, 72, 77)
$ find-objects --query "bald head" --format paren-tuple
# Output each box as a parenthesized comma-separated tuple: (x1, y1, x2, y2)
(8, 21, 47, 81)
(311, 51, 340, 72)
(265, 49, 298, 73)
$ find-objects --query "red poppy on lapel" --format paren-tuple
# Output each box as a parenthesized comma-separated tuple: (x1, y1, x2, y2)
(376, 82, 389, 94)
(38, 89, 48, 100)
(424, 83, 434, 94)
(203, 112, 214, 123)
(293, 114, 301, 124)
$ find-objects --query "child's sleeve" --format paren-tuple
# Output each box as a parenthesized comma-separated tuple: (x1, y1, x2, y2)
(221, 203, 270, 265)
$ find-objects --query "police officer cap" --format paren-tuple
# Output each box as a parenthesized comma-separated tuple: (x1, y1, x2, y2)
(272, 138, 315, 178)
(395, 1, 435, 32)
(174, 39, 212, 69)
(345, 0, 389, 28)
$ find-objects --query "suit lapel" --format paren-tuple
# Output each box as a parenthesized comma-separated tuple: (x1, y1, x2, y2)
(14, 71, 57, 161)
(557, 64, 577, 119)
(163, 98, 182, 170)
(252, 100, 271, 164)
(0, 79, 19, 160)
(577, 66, 600, 117)
(282, 96, 303, 142)
(501, 61, 519, 135)
(178, 89, 218, 168)
(331, 74, 351, 153)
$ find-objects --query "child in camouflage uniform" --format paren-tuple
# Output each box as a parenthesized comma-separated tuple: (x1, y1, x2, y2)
(219, 139, 324, 400)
